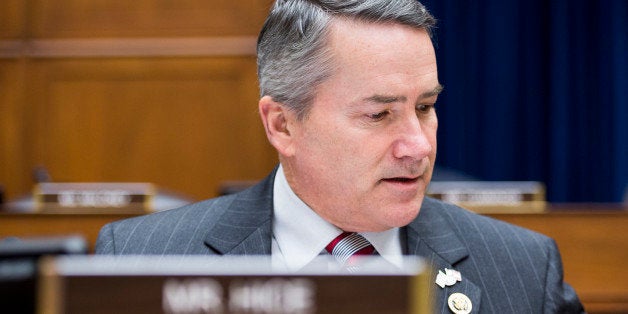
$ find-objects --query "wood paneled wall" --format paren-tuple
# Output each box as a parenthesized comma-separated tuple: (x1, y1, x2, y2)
(0, 1, 25, 38)
(1, 0, 278, 201)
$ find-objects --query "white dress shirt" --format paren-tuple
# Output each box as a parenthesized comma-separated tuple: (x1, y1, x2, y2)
(271, 165, 403, 271)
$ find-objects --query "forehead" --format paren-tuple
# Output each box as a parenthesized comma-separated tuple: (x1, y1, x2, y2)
(327, 18, 436, 67)
(312, 19, 438, 104)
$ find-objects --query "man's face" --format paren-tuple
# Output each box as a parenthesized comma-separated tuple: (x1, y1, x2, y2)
(283, 19, 440, 232)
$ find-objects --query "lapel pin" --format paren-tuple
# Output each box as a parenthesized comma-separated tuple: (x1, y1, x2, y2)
(448, 292, 472, 314)
(446, 268, 462, 281)
(435, 268, 462, 288)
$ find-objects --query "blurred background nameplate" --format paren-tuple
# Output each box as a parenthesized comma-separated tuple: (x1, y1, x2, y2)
(38, 256, 433, 314)
(428, 181, 546, 213)
(33, 183, 154, 214)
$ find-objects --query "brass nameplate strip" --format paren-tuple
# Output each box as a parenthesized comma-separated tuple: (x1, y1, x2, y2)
(428, 181, 546, 213)
(33, 182, 154, 213)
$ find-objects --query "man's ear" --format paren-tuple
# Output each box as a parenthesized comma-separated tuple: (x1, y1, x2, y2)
(258, 95, 296, 157)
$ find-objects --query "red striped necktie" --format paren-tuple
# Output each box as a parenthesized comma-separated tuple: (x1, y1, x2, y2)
(325, 232, 376, 268)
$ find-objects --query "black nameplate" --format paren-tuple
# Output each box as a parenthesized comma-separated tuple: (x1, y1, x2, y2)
(38, 256, 433, 314)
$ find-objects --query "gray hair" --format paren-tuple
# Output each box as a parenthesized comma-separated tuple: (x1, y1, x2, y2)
(257, 0, 436, 120)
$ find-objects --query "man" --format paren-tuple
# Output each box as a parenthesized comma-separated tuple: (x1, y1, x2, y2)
(96, 0, 584, 312)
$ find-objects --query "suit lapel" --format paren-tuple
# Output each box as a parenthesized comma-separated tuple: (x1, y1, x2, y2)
(406, 197, 482, 313)
(203, 168, 277, 255)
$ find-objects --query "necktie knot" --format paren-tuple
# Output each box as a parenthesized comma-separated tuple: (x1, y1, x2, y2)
(326, 232, 375, 267)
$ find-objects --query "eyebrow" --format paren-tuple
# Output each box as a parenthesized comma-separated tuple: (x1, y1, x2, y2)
(364, 94, 407, 104)
(362, 84, 444, 104)
(421, 84, 444, 99)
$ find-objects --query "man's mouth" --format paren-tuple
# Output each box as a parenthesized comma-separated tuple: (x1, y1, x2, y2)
(382, 176, 420, 183)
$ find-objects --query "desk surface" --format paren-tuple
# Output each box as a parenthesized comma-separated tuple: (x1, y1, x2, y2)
(1, 204, 627, 313)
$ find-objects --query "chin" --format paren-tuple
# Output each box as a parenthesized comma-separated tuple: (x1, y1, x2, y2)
(384, 204, 422, 228)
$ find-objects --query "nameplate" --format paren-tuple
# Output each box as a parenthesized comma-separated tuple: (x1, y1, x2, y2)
(39, 256, 433, 314)
(428, 181, 546, 213)
(33, 182, 154, 213)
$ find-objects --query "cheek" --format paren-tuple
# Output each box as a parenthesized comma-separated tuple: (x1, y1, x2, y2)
(297, 116, 390, 183)
(422, 118, 438, 151)
(306, 122, 359, 159)
(295, 125, 351, 179)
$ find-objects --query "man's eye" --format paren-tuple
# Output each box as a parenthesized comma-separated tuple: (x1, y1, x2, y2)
(368, 111, 389, 121)
(416, 104, 434, 114)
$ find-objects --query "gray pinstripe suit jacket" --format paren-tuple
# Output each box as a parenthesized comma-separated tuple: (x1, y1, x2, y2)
(96, 169, 584, 313)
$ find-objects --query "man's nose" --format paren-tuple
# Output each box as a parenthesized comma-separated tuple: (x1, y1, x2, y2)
(392, 115, 433, 160)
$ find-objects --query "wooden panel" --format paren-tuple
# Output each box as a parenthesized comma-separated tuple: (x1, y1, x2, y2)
(29, 0, 273, 38)
(0, 0, 24, 38)
(488, 209, 628, 314)
(1, 0, 276, 201)
(10, 37, 257, 58)
(0, 212, 137, 253)
(0, 60, 28, 200)
(22, 57, 277, 200)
